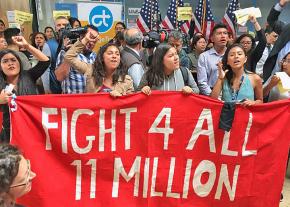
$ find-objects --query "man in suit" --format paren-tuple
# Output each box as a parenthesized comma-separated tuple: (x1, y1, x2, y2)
(263, 0, 290, 83)
(121, 28, 145, 90)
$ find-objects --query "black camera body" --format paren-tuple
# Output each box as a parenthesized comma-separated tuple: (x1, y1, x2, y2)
(59, 26, 87, 44)
(142, 30, 169, 49)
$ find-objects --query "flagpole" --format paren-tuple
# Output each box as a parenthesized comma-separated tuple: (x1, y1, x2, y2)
(176, 0, 179, 29)
(202, 0, 206, 34)
(150, 0, 153, 30)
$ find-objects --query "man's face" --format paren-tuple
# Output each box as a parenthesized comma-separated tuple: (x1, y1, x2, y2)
(266, 31, 279, 45)
(211, 28, 229, 48)
(168, 37, 183, 54)
(115, 23, 125, 34)
(55, 18, 69, 32)
(84, 28, 100, 52)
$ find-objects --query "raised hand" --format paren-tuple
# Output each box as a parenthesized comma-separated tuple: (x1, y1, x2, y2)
(248, 14, 257, 23)
(280, 0, 290, 7)
(82, 31, 99, 45)
(11, 36, 29, 48)
(217, 61, 228, 80)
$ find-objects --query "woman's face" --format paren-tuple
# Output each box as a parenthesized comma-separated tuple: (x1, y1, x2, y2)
(45, 28, 54, 39)
(103, 46, 121, 73)
(227, 46, 247, 71)
(0, 53, 21, 77)
(240, 36, 252, 53)
(163, 47, 180, 73)
(9, 156, 36, 199)
(0, 22, 5, 32)
(282, 54, 290, 76)
(195, 38, 207, 52)
(0, 37, 7, 50)
(72, 21, 80, 28)
(35, 34, 46, 47)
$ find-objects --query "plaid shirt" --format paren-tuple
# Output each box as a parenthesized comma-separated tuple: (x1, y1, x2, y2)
(56, 50, 97, 94)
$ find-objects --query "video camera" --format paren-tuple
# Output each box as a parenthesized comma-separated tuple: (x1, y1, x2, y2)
(142, 30, 169, 49)
(58, 25, 87, 44)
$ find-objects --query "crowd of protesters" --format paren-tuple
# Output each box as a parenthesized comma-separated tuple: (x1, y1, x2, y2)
(0, 0, 290, 205)
(0, 0, 288, 135)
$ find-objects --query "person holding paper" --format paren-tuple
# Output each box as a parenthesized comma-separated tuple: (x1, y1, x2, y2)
(235, 15, 266, 73)
(263, 52, 290, 101)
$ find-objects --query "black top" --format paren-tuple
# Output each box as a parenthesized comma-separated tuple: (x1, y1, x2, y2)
(246, 29, 267, 73)
(263, 6, 290, 82)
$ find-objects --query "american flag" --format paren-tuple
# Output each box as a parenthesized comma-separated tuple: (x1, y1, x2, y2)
(222, 0, 240, 38)
(192, 0, 215, 40)
(161, 0, 190, 33)
(136, 0, 161, 33)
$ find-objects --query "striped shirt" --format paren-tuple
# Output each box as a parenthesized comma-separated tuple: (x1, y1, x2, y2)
(56, 50, 97, 94)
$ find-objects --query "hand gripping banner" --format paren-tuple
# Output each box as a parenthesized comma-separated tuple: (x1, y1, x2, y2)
(10, 92, 290, 207)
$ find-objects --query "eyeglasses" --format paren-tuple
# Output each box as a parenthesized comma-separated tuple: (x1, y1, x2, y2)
(240, 41, 252, 45)
(281, 59, 290, 65)
(10, 159, 31, 188)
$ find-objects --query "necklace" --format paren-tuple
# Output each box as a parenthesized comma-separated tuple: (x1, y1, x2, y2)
(231, 75, 244, 101)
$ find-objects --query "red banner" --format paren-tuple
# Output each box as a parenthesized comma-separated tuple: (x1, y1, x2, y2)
(10, 92, 290, 207)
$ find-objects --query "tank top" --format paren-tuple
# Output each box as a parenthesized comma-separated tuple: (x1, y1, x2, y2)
(222, 74, 254, 102)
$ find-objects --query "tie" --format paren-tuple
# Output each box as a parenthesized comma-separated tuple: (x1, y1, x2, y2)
(266, 44, 272, 53)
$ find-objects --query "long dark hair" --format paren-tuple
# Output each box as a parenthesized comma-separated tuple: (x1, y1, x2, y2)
(222, 43, 251, 84)
(92, 43, 126, 86)
(145, 43, 173, 87)
(0, 49, 38, 95)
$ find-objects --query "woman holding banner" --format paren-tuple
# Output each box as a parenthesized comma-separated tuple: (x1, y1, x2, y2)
(210, 43, 263, 106)
(138, 43, 199, 95)
(64, 30, 134, 97)
(0, 36, 50, 142)
(0, 144, 36, 207)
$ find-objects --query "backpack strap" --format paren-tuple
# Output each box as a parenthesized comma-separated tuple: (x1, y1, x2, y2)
(180, 67, 188, 86)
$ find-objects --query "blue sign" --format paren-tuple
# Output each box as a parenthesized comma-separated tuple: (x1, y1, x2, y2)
(89, 6, 113, 33)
